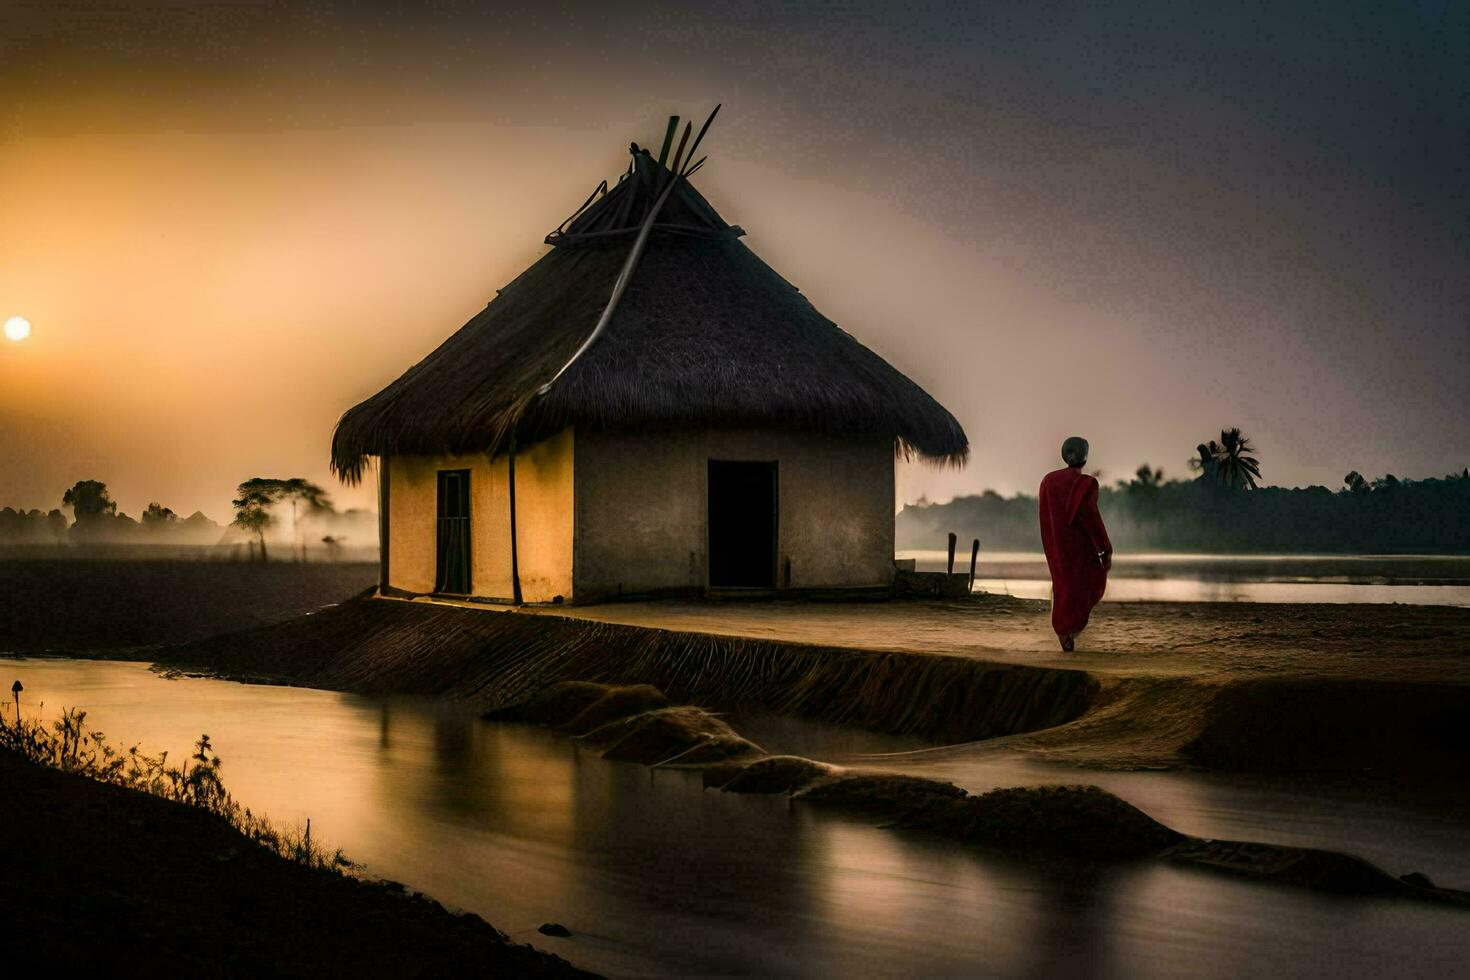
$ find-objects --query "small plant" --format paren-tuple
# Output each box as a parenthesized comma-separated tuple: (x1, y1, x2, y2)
(0, 701, 353, 873)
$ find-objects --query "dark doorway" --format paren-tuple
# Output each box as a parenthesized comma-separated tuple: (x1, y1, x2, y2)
(436, 469, 471, 594)
(708, 460, 777, 589)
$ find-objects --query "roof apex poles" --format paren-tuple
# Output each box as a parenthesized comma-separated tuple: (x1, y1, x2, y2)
(536, 106, 721, 400)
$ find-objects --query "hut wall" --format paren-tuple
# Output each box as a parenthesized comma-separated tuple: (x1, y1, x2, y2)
(384, 433, 572, 602)
(573, 428, 894, 598)
(386, 455, 437, 595)
(386, 452, 515, 599)
(513, 427, 575, 602)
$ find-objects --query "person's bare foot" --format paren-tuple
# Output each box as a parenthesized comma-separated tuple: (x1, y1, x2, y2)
(1060, 633, 1075, 652)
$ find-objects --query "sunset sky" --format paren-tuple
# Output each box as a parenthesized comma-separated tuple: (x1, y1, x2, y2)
(2, 1, 1466, 522)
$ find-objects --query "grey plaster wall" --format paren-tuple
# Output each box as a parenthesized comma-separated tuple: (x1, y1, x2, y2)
(573, 428, 895, 598)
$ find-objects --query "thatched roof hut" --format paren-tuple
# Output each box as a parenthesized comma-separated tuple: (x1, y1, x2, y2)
(333, 145, 966, 482)
(336, 118, 968, 604)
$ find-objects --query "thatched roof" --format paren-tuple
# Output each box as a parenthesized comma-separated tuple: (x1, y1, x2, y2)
(331, 144, 969, 482)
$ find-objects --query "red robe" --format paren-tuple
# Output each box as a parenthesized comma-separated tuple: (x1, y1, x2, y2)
(1039, 467, 1112, 638)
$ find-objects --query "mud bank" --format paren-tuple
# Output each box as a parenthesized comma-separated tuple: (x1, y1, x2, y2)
(1011, 674, 1470, 783)
(155, 595, 1097, 743)
(504, 681, 1470, 908)
(153, 595, 1470, 783)
(1186, 678, 1470, 775)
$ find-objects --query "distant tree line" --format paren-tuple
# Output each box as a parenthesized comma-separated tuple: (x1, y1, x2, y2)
(0, 506, 69, 544)
(898, 429, 1470, 554)
(0, 477, 372, 558)
(0, 479, 222, 546)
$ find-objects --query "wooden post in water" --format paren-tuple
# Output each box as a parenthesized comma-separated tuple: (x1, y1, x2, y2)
(969, 538, 980, 592)
(946, 532, 957, 575)
(11, 679, 21, 724)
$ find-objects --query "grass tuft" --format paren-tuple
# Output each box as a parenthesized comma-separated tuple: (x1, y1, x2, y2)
(0, 701, 353, 873)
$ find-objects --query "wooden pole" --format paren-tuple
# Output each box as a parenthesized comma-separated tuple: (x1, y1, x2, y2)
(535, 105, 720, 401)
(508, 441, 523, 606)
(378, 457, 391, 595)
(946, 532, 957, 575)
(969, 538, 980, 592)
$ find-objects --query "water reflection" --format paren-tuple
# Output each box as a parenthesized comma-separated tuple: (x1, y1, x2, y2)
(969, 576, 1470, 606)
(6, 658, 1469, 977)
(751, 713, 1470, 891)
(899, 549, 1470, 605)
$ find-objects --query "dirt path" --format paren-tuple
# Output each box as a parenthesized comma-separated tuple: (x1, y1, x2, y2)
(514, 594, 1470, 683)
(510, 595, 1470, 775)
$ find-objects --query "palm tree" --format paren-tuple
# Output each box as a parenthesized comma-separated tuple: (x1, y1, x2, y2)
(1212, 428, 1262, 489)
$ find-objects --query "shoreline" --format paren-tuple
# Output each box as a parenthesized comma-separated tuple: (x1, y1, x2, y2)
(16, 588, 1468, 786)
(110, 592, 1470, 785)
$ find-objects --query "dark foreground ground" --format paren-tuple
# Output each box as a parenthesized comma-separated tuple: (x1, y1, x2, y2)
(0, 558, 376, 651)
(0, 748, 589, 977)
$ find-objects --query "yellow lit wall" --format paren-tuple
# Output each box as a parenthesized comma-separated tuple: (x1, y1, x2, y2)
(384, 428, 572, 602)
(512, 427, 575, 603)
(387, 452, 514, 599)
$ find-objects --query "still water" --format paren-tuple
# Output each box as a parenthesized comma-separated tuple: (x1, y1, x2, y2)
(6, 657, 1469, 977)
(900, 551, 1470, 607)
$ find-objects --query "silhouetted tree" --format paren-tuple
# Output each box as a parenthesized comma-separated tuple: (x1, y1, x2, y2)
(232, 477, 332, 561)
(61, 480, 116, 522)
(142, 502, 178, 527)
(279, 478, 331, 561)
(1134, 464, 1166, 489)
(280, 478, 330, 513)
(1343, 471, 1370, 494)
(231, 483, 275, 561)
(1211, 428, 1262, 489)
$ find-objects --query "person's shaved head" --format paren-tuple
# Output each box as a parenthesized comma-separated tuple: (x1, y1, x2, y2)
(1061, 436, 1089, 468)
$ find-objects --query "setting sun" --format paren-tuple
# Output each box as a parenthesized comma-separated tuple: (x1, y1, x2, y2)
(4, 316, 31, 341)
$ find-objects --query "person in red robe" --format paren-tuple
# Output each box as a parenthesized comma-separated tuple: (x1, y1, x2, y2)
(1039, 436, 1112, 651)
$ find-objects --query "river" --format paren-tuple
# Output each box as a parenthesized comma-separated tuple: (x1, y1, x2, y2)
(899, 551, 1470, 606)
(5, 657, 1468, 977)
